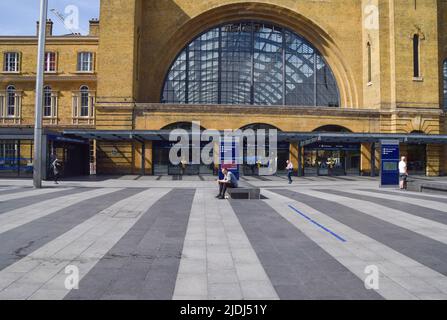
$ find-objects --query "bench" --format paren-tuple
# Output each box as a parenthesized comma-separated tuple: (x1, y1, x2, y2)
(407, 178, 447, 195)
(227, 181, 261, 200)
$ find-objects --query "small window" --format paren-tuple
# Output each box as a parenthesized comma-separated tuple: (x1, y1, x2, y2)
(367, 42, 372, 83)
(43, 86, 52, 117)
(413, 34, 420, 78)
(443, 59, 447, 109)
(44, 52, 56, 73)
(3, 52, 20, 72)
(6, 85, 16, 117)
(80, 85, 89, 117)
(77, 52, 94, 72)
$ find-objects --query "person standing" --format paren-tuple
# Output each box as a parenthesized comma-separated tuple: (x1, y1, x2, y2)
(216, 168, 238, 199)
(399, 156, 408, 190)
(51, 156, 62, 185)
(286, 160, 294, 184)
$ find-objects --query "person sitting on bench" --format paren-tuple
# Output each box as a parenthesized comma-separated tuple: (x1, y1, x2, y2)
(217, 168, 238, 199)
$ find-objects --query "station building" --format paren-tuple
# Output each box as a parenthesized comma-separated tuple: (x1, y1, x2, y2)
(0, 0, 446, 178)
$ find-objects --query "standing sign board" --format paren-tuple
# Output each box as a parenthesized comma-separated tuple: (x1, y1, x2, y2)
(219, 138, 240, 180)
(380, 140, 400, 187)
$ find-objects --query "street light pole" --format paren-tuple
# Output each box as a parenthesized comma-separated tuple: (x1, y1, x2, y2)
(33, 0, 48, 188)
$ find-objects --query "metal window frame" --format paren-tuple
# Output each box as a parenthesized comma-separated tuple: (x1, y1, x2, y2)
(161, 20, 340, 107)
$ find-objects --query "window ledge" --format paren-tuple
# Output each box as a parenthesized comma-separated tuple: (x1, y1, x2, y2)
(73, 71, 95, 74)
(1, 71, 20, 74)
(413, 77, 424, 82)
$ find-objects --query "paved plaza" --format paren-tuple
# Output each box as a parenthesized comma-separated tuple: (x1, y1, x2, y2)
(0, 175, 446, 300)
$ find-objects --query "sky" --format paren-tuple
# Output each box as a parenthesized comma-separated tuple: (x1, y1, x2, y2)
(0, 0, 100, 36)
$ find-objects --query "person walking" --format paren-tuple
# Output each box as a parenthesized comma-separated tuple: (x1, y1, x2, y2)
(399, 156, 408, 190)
(286, 160, 294, 184)
(51, 156, 62, 185)
(216, 168, 238, 199)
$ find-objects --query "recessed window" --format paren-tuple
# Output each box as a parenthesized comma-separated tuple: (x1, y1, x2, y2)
(367, 42, 372, 83)
(443, 59, 447, 109)
(413, 34, 420, 78)
(80, 85, 89, 117)
(6, 85, 16, 117)
(3, 52, 20, 72)
(77, 52, 94, 72)
(44, 52, 56, 73)
(43, 86, 52, 117)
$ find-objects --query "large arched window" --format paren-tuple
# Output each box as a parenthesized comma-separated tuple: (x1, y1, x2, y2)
(443, 59, 447, 109)
(162, 21, 340, 107)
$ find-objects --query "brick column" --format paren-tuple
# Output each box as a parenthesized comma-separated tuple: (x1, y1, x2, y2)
(289, 142, 300, 176)
(426, 144, 441, 177)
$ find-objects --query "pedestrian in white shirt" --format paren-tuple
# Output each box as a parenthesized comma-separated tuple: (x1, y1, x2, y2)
(399, 156, 408, 190)
(286, 160, 294, 184)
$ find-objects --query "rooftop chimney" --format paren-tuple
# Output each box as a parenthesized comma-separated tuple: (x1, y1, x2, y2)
(36, 19, 53, 37)
(89, 19, 100, 37)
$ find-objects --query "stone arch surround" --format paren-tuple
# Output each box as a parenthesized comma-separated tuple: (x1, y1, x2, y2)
(141, 1, 360, 108)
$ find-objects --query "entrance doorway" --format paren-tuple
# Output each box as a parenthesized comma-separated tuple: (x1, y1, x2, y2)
(304, 143, 360, 176)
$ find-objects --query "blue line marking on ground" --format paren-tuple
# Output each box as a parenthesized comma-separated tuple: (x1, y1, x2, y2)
(288, 205, 347, 243)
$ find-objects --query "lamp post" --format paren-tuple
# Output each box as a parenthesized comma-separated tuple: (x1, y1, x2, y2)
(33, 0, 48, 188)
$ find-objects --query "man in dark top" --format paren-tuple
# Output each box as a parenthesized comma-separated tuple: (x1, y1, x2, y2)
(216, 168, 238, 199)
(51, 156, 62, 184)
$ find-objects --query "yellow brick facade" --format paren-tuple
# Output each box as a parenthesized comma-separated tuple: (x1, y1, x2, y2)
(1, 0, 446, 176)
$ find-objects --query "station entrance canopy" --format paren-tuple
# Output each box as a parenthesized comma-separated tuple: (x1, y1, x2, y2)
(61, 130, 447, 145)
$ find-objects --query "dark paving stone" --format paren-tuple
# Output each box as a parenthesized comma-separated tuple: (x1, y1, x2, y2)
(0, 188, 88, 215)
(0, 188, 142, 271)
(272, 189, 447, 277)
(65, 188, 195, 300)
(230, 200, 382, 300)
(320, 189, 447, 225)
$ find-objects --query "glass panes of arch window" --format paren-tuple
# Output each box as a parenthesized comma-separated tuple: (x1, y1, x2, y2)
(77, 52, 93, 72)
(3, 52, 19, 72)
(162, 21, 340, 107)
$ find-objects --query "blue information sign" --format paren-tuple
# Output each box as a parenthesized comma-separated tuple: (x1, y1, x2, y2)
(380, 140, 400, 187)
(219, 138, 240, 180)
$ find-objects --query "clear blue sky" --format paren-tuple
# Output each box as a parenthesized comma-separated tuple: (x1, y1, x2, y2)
(0, 0, 100, 36)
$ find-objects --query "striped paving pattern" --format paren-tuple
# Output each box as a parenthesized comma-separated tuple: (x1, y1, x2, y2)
(0, 182, 445, 300)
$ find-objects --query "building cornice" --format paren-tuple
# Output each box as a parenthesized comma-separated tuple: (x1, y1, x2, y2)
(0, 36, 99, 45)
(134, 103, 444, 118)
(0, 74, 97, 83)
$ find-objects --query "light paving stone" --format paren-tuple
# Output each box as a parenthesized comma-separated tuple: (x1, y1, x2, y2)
(0, 188, 170, 300)
(208, 283, 243, 300)
(0, 188, 122, 235)
(174, 274, 208, 297)
(208, 269, 239, 284)
(174, 188, 278, 300)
